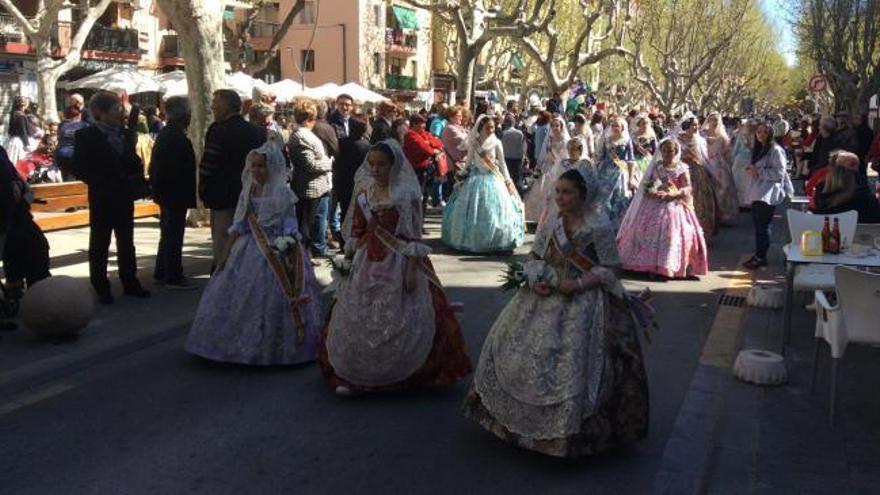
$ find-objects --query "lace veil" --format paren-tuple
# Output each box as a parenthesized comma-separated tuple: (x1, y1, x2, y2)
(344, 139, 423, 241)
(232, 134, 297, 229)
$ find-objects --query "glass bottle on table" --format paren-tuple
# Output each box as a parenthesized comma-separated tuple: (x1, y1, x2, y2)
(828, 218, 841, 254)
(821, 216, 830, 252)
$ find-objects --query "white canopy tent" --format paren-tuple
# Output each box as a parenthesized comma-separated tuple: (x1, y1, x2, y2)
(224, 71, 270, 100)
(337, 82, 389, 103)
(65, 67, 162, 94)
(154, 71, 188, 98)
(269, 79, 307, 102)
(303, 82, 340, 100)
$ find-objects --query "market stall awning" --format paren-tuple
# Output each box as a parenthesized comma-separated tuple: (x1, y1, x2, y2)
(64, 67, 162, 94)
(338, 82, 389, 103)
(269, 79, 308, 102)
(392, 5, 419, 30)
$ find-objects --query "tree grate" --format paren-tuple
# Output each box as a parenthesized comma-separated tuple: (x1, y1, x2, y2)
(717, 293, 746, 307)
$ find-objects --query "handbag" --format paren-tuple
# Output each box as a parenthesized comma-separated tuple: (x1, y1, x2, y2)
(432, 151, 449, 178)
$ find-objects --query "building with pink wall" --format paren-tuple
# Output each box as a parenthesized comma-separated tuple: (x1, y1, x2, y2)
(278, 0, 433, 104)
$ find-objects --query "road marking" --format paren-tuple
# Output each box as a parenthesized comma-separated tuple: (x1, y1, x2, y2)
(699, 256, 756, 368)
(0, 382, 75, 416)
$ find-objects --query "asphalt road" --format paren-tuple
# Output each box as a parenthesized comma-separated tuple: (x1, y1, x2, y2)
(0, 214, 751, 494)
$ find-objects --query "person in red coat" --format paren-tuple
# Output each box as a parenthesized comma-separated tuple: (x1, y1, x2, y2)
(403, 114, 447, 207)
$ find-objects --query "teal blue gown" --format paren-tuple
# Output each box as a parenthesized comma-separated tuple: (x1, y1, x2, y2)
(441, 137, 525, 253)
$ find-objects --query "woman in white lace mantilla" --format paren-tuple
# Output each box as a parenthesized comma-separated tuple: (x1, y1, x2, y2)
(320, 140, 471, 395)
(441, 115, 525, 253)
(185, 137, 323, 365)
(524, 115, 570, 224)
(463, 168, 649, 458)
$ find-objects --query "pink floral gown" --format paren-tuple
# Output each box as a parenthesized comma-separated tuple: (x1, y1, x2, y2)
(615, 162, 709, 278)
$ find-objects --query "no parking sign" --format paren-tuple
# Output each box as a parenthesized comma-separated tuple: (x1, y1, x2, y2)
(808, 73, 828, 93)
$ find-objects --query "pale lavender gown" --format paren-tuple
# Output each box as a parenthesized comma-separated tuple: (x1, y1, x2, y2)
(185, 197, 323, 365)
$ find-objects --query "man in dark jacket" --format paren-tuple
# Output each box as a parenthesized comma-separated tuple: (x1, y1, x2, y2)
(335, 117, 370, 223)
(73, 92, 149, 304)
(199, 89, 266, 268)
(329, 93, 355, 140)
(369, 101, 396, 144)
(149, 96, 196, 289)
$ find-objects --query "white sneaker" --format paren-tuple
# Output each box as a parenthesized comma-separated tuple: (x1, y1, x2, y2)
(334, 386, 352, 396)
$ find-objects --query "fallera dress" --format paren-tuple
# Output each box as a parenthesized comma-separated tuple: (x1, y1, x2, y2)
(731, 134, 754, 208)
(525, 119, 570, 224)
(595, 139, 634, 230)
(320, 140, 471, 392)
(463, 211, 649, 457)
(705, 135, 739, 224)
(679, 134, 718, 237)
(441, 132, 524, 253)
(616, 160, 708, 278)
(185, 196, 323, 365)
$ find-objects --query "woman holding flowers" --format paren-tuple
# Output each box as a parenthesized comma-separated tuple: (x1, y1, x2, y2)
(616, 138, 708, 279)
(463, 168, 649, 458)
(320, 140, 471, 395)
(186, 138, 324, 365)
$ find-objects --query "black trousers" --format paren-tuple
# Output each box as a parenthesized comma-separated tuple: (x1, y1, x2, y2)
(154, 205, 187, 284)
(2, 212, 50, 287)
(505, 158, 524, 195)
(751, 200, 775, 259)
(89, 196, 137, 293)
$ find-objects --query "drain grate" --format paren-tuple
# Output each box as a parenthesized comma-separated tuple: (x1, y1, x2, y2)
(718, 293, 746, 307)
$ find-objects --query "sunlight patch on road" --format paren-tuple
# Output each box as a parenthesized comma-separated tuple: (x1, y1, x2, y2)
(700, 257, 754, 368)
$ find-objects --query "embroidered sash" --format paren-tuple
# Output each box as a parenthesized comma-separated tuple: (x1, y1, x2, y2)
(247, 210, 308, 344)
(551, 217, 658, 340)
(356, 192, 444, 290)
(552, 219, 596, 274)
(611, 155, 629, 174)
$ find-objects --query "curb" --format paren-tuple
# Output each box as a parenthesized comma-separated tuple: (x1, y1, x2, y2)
(650, 363, 732, 494)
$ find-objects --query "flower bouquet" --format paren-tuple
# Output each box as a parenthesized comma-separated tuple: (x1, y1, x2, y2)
(322, 255, 353, 296)
(498, 261, 526, 291)
(273, 235, 298, 253)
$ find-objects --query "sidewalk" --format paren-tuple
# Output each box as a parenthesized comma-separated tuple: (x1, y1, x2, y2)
(700, 285, 880, 494)
(655, 209, 880, 494)
(0, 218, 215, 398)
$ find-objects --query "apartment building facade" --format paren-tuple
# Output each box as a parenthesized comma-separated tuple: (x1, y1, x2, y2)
(278, 0, 434, 104)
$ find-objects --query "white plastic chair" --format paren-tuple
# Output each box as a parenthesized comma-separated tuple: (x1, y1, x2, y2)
(811, 266, 880, 424)
(786, 209, 859, 293)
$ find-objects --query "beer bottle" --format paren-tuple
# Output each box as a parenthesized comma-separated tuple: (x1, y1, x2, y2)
(821, 216, 830, 252)
(829, 218, 841, 254)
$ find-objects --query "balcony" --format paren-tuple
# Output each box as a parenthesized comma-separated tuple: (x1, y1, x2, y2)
(159, 34, 183, 66)
(81, 24, 142, 63)
(385, 28, 416, 56)
(385, 73, 417, 91)
(249, 21, 278, 51)
(0, 13, 31, 55)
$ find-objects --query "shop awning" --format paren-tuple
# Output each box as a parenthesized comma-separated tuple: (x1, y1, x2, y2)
(392, 5, 419, 30)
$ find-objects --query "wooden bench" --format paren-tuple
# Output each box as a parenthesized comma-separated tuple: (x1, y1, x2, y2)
(30, 181, 160, 232)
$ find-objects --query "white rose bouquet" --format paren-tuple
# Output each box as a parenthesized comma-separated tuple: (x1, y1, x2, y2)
(272, 235, 298, 253)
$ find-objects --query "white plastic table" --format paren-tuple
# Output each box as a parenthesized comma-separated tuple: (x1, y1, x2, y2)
(781, 243, 880, 352)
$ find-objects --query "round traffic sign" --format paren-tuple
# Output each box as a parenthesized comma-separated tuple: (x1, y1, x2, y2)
(809, 74, 828, 93)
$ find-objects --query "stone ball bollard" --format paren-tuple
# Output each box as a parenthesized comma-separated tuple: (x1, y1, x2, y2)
(20, 276, 94, 338)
